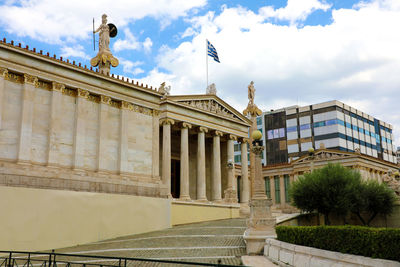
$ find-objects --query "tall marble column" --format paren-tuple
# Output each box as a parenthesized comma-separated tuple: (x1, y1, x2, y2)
(97, 95, 111, 171)
(152, 110, 160, 178)
(0, 68, 8, 129)
(212, 130, 223, 202)
(240, 138, 250, 203)
(47, 82, 64, 166)
(197, 127, 208, 201)
(119, 101, 132, 174)
(180, 122, 192, 200)
(17, 74, 38, 164)
(73, 89, 89, 170)
(161, 118, 174, 198)
(224, 134, 238, 203)
(279, 175, 286, 207)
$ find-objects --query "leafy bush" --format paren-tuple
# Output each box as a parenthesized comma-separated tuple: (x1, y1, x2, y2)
(289, 163, 397, 225)
(276, 225, 400, 262)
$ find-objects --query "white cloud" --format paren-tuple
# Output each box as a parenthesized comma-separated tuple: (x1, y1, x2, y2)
(260, 0, 332, 25)
(119, 58, 145, 76)
(0, 0, 206, 44)
(141, 0, 400, 145)
(60, 44, 89, 59)
(113, 29, 153, 53)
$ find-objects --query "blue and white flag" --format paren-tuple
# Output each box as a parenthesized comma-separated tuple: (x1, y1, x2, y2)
(207, 40, 220, 63)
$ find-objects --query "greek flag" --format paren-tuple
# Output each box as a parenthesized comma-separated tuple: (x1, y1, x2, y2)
(207, 40, 220, 63)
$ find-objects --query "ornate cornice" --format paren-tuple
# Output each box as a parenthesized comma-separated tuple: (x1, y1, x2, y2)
(52, 82, 65, 92)
(160, 118, 175, 126)
(77, 88, 89, 99)
(0, 67, 8, 77)
(100, 95, 112, 105)
(23, 73, 38, 85)
(240, 137, 250, 144)
(121, 100, 134, 110)
(152, 110, 161, 116)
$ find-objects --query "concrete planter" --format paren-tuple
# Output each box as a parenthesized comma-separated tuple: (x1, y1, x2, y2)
(264, 238, 400, 267)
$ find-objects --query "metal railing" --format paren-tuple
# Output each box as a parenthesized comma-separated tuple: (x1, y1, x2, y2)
(0, 251, 245, 267)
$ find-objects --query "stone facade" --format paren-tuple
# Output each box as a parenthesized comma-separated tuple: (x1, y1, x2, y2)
(0, 40, 252, 203)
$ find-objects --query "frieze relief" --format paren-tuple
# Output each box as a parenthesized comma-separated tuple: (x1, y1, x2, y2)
(0, 67, 8, 77)
(24, 74, 38, 85)
(180, 99, 239, 120)
(5, 71, 24, 83)
(36, 80, 52, 90)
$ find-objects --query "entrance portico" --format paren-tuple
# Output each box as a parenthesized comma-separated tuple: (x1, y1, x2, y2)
(159, 95, 251, 203)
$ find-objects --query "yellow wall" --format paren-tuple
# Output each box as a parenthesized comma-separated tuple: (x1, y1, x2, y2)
(171, 201, 240, 225)
(0, 186, 171, 251)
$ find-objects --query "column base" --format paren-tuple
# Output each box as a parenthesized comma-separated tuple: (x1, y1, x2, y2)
(223, 188, 238, 203)
(179, 195, 191, 201)
(239, 203, 250, 217)
(195, 198, 209, 203)
(212, 199, 223, 204)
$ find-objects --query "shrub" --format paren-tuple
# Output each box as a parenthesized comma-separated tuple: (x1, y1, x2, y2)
(276, 225, 400, 262)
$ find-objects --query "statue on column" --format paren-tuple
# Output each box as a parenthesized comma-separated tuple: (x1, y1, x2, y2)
(90, 14, 119, 75)
(243, 81, 262, 117)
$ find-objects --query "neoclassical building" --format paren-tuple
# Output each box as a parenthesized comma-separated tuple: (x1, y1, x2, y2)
(256, 146, 399, 212)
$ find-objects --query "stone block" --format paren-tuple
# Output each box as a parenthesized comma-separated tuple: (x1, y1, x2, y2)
(309, 257, 334, 267)
(268, 243, 280, 261)
(294, 253, 311, 267)
(280, 248, 294, 266)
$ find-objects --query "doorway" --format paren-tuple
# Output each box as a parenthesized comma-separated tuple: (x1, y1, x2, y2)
(171, 159, 180, 198)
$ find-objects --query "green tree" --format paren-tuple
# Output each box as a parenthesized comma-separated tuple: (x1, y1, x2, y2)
(289, 163, 361, 225)
(350, 179, 397, 226)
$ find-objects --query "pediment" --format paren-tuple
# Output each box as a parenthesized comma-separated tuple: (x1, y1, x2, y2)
(293, 150, 354, 164)
(169, 95, 251, 125)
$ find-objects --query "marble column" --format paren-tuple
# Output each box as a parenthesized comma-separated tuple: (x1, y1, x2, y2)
(270, 176, 276, 206)
(119, 101, 132, 174)
(197, 127, 208, 201)
(97, 95, 111, 171)
(180, 122, 192, 200)
(73, 89, 89, 170)
(0, 68, 8, 129)
(47, 82, 64, 166)
(161, 118, 174, 198)
(212, 130, 223, 202)
(152, 110, 160, 178)
(224, 134, 238, 203)
(279, 175, 286, 207)
(240, 138, 250, 203)
(17, 74, 38, 164)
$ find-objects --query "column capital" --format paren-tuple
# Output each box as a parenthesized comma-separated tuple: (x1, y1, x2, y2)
(228, 134, 237, 141)
(77, 88, 90, 99)
(240, 137, 250, 144)
(121, 100, 134, 110)
(23, 73, 38, 86)
(152, 109, 161, 116)
(160, 118, 175, 126)
(198, 126, 208, 133)
(100, 95, 111, 104)
(213, 130, 223, 137)
(0, 67, 8, 77)
(181, 122, 192, 129)
(52, 82, 65, 92)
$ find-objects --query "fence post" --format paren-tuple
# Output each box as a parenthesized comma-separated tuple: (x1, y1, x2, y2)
(8, 252, 12, 267)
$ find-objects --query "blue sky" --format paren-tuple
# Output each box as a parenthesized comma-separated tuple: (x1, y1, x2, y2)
(0, 0, 399, 147)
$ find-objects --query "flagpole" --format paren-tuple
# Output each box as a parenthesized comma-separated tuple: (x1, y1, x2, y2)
(206, 39, 208, 89)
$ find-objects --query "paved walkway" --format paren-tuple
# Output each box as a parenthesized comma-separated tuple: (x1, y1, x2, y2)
(53, 218, 249, 266)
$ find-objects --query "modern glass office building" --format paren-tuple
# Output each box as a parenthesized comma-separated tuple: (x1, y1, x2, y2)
(234, 100, 397, 165)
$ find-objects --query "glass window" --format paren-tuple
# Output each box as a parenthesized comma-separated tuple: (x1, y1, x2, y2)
(265, 177, 271, 198)
(300, 124, 310, 130)
(267, 130, 274, 140)
(326, 119, 337, 126)
(313, 121, 325, 128)
(338, 119, 345, 126)
(256, 117, 262, 125)
(358, 128, 364, 134)
(365, 130, 370, 136)
(371, 132, 375, 138)
(284, 175, 290, 202)
(287, 126, 297, 132)
(274, 176, 280, 204)
(279, 128, 285, 138)
(273, 129, 279, 138)
(352, 125, 358, 131)
(345, 122, 351, 128)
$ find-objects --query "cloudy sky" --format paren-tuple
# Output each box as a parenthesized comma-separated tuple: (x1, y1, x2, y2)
(0, 0, 399, 145)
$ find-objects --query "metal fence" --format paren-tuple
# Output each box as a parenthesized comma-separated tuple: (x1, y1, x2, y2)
(0, 251, 245, 267)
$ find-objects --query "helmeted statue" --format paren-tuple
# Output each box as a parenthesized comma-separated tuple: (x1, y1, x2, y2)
(248, 81, 255, 105)
(90, 14, 119, 75)
(94, 14, 111, 53)
(243, 81, 261, 116)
